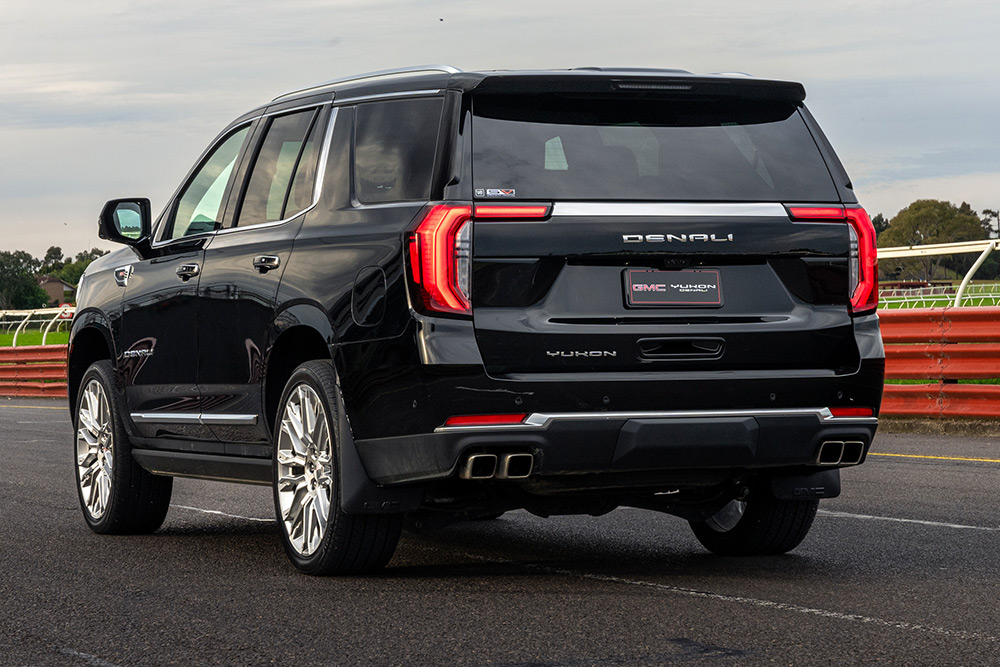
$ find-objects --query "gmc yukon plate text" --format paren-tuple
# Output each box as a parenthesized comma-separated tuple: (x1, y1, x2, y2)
(625, 269, 723, 307)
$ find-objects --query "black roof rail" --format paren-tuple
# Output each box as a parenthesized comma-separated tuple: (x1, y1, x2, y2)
(272, 65, 462, 101)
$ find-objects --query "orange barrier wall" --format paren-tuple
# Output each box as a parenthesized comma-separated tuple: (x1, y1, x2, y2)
(880, 307, 1000, 418)
(4, 310, 999, 418)
(0, 345, 68, 398)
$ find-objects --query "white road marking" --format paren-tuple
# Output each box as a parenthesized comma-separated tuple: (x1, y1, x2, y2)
(170, 504, 273, 523)
(533, 563, 1000, 643)
(818, 509, 1000, 532)
(58, 648, 121, 667)
(460, 551, 998, 644)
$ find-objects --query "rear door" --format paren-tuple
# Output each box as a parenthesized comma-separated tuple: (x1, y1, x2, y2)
(197, 105, 331, 448)
(468, 91, 860, 377)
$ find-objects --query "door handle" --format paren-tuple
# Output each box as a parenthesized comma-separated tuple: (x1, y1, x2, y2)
(176, 263, 200, 281)
(253, 255, 281, 273)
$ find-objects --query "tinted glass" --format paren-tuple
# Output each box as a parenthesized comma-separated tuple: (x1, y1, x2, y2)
(168, 126, 249, 240)
(238, 109, 318, 226)
(285, 107, 328, 216)
(472, 95, 839, 202)
(354, 98, 443, 203)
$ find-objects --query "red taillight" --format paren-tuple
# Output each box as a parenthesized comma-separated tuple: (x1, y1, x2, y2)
(845, 208, 878, 314)
(408, 205, 472, 315)
(829, 407, 875, 418)
(474, 205, 550, 219)
(786, 205, 878, 315)
(408, 203, 551, 316)
(444, 413, 528, 427)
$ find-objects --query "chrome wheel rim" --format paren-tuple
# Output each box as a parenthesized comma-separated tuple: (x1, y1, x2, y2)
(76, 378, 114, 519)
(705, 499, 746, 533)
(276, 384, 333, 557)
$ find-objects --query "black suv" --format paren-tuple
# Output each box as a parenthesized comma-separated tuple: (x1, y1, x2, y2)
(71, 66, 883, 574)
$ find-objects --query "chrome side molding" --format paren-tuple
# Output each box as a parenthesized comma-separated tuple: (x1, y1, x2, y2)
(131, 413, 258, 426)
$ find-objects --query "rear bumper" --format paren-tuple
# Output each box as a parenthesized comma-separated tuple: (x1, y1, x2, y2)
(353, 408, 877, 485)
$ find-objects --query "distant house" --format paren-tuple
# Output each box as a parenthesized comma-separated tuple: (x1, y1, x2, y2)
(37, 275, 76, 307)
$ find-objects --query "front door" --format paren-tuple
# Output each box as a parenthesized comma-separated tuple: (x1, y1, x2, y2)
(122, 124, 252, 446)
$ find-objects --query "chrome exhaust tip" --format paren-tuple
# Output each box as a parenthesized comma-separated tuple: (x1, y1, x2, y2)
(840, 441, 865, 465)
(816, 440, 866, 466)
(459, 454, 498, 480)
(817, 441, 845, 466)
(496, 453, 534, 479)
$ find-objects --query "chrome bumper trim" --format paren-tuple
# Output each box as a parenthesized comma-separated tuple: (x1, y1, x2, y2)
(434, 407, 877, 433)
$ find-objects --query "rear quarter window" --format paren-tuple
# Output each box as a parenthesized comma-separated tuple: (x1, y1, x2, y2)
(472, 95, 839, 202)
(354, 97, 444, 204)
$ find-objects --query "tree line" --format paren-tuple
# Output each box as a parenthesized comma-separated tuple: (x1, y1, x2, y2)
(0, 246, 109, 310)
(876, 200, 1000, 282)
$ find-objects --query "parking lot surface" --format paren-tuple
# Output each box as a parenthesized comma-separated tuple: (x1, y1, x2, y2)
(1, 397, 998, 665)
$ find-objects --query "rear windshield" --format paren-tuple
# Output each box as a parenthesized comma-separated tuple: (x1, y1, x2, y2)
(471, 95, 839, 202)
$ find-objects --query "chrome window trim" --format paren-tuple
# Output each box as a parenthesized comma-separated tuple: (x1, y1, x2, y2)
(434, 407, 877, 433)
(131, 413, 258, 426)
(551, 203, 789, 218)
(263, 100, 333, 118)
(334, 89, 442, 105)
(215, 105, 338, 237)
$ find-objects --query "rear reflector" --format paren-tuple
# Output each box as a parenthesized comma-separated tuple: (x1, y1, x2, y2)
(444, 414, 528, 427)
(786, 205, 878, 315)
(829, 407, 875, 418)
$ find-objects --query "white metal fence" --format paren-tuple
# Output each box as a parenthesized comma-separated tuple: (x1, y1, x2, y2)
(0, 307, 76, 345)
(879, 283, 1000, 309)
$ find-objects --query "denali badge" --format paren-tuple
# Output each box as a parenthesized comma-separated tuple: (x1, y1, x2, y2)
(623, 233, 734, 243)
(546, 350, 617, 358)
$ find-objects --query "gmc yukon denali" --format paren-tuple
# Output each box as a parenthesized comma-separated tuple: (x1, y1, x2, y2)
(70, 66, 883, 574)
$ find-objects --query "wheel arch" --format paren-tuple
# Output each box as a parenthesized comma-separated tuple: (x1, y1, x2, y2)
(68, 311, 115, 413)
(265, 304, 336, 437)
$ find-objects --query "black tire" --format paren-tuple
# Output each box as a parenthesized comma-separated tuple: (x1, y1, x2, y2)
(272, 360, 402, 575)
(73, 360, 173, 534)
(689, 488, 819, 556)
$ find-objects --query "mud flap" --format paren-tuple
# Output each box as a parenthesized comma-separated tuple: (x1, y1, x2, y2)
(336, 388, 425, 514)
(770, 469, 841, 500)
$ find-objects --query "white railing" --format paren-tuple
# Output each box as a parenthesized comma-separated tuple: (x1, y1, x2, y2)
(0, 307, 76, 345)
(879, 283, 1000, 309)
(879, 239, 1000, 307)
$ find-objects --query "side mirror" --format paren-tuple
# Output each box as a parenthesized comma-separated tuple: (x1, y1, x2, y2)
(99, 198, 151, 247)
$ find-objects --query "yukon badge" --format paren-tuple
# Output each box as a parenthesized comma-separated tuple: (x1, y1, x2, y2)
(623, 233, 734, 243)
(546, 350, 617, 358)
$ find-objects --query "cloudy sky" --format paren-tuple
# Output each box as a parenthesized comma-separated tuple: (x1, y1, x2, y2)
(2, 0, 998, 258)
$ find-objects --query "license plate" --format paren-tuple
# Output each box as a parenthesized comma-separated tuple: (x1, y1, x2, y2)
(625, 269, 723, 307)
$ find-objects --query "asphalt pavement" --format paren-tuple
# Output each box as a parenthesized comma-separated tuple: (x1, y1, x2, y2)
(1, 396, 998, 666)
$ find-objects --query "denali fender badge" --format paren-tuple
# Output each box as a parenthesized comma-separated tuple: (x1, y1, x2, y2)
(546, 350, 618, 358)
(623, 233, 734, 243)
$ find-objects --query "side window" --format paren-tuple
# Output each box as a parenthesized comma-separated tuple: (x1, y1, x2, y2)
(237, 107, 327, 227)
(165, 126, 250, 241)
(354, 98, 443, 204)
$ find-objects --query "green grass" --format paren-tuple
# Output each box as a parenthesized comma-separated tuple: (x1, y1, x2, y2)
(0, 330, 69, 347)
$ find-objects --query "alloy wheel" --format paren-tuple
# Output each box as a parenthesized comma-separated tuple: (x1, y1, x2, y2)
(76, 379, 114, 519)
(276, 384, 334, 556)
